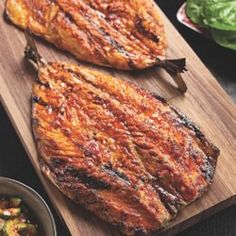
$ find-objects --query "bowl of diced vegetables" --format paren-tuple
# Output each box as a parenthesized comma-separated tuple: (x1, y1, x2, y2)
(0, 177, 57, 236)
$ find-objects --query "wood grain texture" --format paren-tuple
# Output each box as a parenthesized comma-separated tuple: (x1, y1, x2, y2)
(0, 1, 236, 235)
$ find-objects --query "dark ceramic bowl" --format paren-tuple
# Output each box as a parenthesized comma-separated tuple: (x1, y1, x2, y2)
(0, 177, 57, 236)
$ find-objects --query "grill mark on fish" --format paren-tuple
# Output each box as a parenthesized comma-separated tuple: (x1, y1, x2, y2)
(102, 164, 131, 186)
(84, 0, 159, 56)
(65, 166, 111, 190)
(55, 0, 121, 61)
(51, 157, 66, 168)
(135, 16, 160, 42)
(153, 184, 179, 215)
(50, 158, 167, 227)
(98, 27, 132, 58)
(56, 4, 110, 65)
(133, 146, 187, 204)
(47, 158, 111, 190)
(69, 4, 135, 66)
(62, 0, 150, 61)
(41, 158, 162, 233)
(32, 94, 65, 116)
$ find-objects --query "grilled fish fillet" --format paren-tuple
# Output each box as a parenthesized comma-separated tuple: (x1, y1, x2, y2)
(25, 34, 219, 235)
(5, 0, 184, 71)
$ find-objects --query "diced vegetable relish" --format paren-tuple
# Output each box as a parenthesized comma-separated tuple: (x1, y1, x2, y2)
(0, 196, 38, 236)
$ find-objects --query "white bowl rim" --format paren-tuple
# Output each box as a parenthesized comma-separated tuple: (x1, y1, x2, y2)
(0, 176, 57, 236)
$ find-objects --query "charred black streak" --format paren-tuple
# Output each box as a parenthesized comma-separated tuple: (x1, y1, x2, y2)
(102, 164, 130, 185)
(65, 166, 111, 189)
(208, 154, 218, 167)
(32, 96, 41, 103)
(32, 96, 48, 106)
(62, 5, 130, 66)
(172, 106, 219, 182)
(32, 95, 58, 112)
(83, 148, 94, 158)
(127, 58, 137, 69)
(153, 183, 179, 216)
(97, 26, 136, 68)
(51, 157, 66, 168)
(151, 93, 167, 104)
(200, 160, 215, 183)
(64, 11, 75, 24)
(190, 148, 216, 183)
(135, 16, 160, 43)
(37, 79, 50, 88)
(98, 27, 130, 55)
(93, 95, 104, 105)
(171, 106, 204, 141)
(64, 67, 84, 81)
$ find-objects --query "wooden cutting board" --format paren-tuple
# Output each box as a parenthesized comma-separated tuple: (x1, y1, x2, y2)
(0, 1, 236, 235)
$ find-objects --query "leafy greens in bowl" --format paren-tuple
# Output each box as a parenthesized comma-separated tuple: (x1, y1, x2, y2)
(185, 0, 236, 50)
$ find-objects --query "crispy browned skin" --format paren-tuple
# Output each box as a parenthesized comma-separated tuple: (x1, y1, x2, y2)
(30, 58, 219, 235)
(5, 0, 168, 70)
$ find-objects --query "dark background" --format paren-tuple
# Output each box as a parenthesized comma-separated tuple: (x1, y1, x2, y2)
(0, 0, 235, 235)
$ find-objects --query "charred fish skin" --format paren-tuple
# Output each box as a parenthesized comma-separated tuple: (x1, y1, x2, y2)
(25, 33, 219, 235)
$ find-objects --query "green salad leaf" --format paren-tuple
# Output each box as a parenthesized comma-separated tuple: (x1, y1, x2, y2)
(211, 28, 236, 50)
(186, 0, 207, 27)
(203, 0, 236, 31)
(186, 0, 236, 51)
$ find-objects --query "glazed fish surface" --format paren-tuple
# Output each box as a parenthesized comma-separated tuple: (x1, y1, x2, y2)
(25, 34, 219, 235)
(5, 0, 187, 91)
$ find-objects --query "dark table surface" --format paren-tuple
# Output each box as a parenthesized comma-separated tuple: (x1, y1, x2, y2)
(0, 1, 235, 235)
